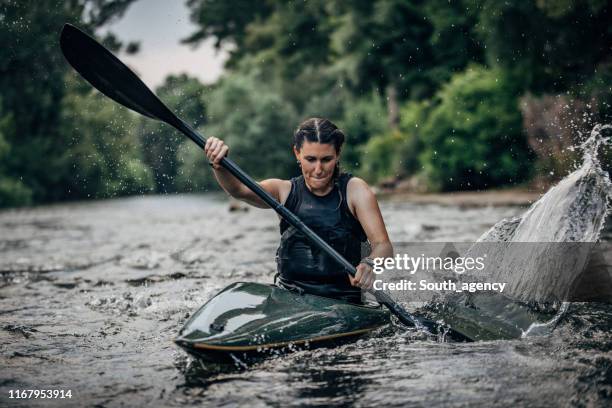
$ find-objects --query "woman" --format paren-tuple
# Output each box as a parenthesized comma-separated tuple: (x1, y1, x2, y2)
(205, 118, 393, 303)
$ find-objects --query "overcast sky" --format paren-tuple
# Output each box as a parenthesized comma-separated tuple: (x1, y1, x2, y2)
(102, 0, 227, 88)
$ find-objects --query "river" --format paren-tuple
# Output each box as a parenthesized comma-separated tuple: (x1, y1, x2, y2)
(1, 194, 610, 407)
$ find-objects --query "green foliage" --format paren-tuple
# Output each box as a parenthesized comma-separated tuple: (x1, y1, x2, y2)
(175, 142, 218, 192)
(331, 0, 433, 99)
(252, 1, 335, 80)
(419, 66, 532, 190)
(423, 0, 484, 86)
(179, 0, 612, 191)
(186, 0, 483, 117)
(359, 131, 404, 183)
(0, 101, 32, 206)
(337, 92, 388, 171)
(183, 0, 274, 66)
(284, 67, 345, 119)
(357, 100, 430, 183)
(0, 0, 136, 206)
(396, 100, 431, 176)
(0, 177, 33, 208)
(579, 62, 612, 124)
(176, 72, 299, 191)
(476, 0, 611, 93)
(139, 74, 208, 193)
(60, 76, 154, 198)
(2, 0, 610, 208)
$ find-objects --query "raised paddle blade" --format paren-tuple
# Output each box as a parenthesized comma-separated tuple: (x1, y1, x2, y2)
(59, 24, 178, 125)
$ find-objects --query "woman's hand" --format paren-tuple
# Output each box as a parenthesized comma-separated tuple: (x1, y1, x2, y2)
(204, 137, 229, 169)
(349, 262, 375, 289)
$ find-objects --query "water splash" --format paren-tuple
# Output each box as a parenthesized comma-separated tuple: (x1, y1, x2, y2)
(479, 124, 611, 244)
(430, 124, 611, 340)
(474, 124, 611, 302)
(522, 302, 569, 338)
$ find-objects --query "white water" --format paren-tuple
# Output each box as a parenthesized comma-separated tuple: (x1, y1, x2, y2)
(416, 125, 611, 340)
(479, 124, 611, 243)
(470, 124, 611, 304)
(428, 124, 611, 340)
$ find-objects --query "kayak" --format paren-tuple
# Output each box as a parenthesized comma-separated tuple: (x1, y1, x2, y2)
(174, 282, 390, 363)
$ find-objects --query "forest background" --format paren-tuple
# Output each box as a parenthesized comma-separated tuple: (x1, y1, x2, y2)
(1, 0, 610, 208)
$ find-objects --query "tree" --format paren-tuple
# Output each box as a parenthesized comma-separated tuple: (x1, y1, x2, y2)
(330, 0, 433, 129)
(60, 75, 153, 198)
(476, 0, 611, 93)
(139, 74, 208, 193)
(176, 72, 298, 192)
(420, 66, 533, 190)
(184, 0, 274, 67)
(0, 98, 32, 206)
(0, 0, 136, 205)
(423, 0, 484, 85)
(337, 92, 388, 172)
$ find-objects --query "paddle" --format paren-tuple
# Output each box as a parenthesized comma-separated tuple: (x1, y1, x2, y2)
(59, 23, 472, 342)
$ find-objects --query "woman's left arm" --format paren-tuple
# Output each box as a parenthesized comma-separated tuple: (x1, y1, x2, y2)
(347, 177, 394, 289)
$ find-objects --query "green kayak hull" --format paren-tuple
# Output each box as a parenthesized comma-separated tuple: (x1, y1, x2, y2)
(175, 282, 391, 363)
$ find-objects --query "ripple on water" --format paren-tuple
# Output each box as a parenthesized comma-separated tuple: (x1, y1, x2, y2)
(0, 180, 610, 406)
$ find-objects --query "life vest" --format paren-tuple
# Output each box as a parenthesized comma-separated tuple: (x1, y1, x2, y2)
(276, 173, 368, 303)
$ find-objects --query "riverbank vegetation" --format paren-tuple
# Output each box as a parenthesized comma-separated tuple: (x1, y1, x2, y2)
(1, 0, 610, 207)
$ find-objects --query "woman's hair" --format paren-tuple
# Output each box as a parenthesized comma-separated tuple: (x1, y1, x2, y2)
(293, 118, 345, 154)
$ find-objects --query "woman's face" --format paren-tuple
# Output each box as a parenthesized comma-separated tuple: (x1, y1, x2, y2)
(294, 141, 339, 192)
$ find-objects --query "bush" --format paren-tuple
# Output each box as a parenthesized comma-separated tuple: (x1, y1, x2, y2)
(338, 92, 388, 172)
(0, 105, 32, 207)
(0, 177, 33, 207)
(176, 73, 298, 191)
(396, 100, 431, 176)
(174, 142, 219, 192)
(357, 100, 430, 184)
(420, 66, 532, 190)
(359, 131, 403, 183)
(139, 74, 208, 193)
(60, 78, 154, 199)
(579, 62, 612, 125)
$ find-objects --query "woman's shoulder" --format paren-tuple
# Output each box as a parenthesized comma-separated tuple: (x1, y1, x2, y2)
(346, 176, 377, 214)
(261, 178, 292, 188)
(346, 176, 373, 193)
(259, 178, 292, 203)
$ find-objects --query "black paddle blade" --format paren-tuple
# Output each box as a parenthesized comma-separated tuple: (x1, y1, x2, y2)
(379, 293, 473, 342)
(59, 24, 178, 125)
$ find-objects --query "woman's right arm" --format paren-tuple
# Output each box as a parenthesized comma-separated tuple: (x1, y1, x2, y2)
(205, 137, 290, 208)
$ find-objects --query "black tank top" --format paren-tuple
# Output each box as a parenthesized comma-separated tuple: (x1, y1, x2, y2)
(276, 173, 368, 303)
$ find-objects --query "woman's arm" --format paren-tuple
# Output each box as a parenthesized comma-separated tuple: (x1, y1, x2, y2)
(205, 137, 290, 208)
(346, 177, 394, 289)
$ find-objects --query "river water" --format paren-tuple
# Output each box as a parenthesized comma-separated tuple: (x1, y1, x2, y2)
(1, 194, 611, 407)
